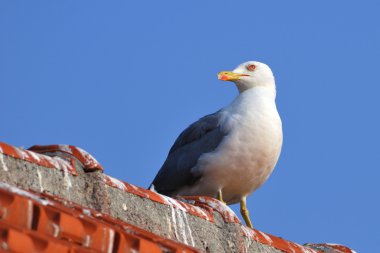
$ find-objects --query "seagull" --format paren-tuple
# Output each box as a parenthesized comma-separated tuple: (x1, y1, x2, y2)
(150, 61, 283, 228)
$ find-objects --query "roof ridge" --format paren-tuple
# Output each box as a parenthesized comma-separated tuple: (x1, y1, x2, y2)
(0, 142, 355, 253)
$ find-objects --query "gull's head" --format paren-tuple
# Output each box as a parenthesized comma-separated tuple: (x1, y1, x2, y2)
(218, 61, 275, 93)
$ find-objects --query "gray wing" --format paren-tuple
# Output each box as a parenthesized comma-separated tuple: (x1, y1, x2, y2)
(151, 111, 227, 196)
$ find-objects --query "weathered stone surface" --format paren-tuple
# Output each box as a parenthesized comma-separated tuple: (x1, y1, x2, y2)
(0, 148, 354, 253)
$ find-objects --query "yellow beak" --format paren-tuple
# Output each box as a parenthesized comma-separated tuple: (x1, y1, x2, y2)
(218, 71, 249, 81)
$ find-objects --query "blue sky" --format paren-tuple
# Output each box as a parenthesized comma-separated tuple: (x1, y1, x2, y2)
(1, 1, 378, 252)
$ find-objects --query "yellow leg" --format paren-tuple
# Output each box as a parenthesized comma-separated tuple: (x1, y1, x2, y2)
(217, 190, 226, 204)
(240, 197, 253, 228)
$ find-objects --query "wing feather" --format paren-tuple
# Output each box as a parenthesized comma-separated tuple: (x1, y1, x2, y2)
(151, 111, 226, 195)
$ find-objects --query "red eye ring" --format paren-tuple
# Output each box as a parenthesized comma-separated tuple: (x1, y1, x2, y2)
(246, 64, 256, 71)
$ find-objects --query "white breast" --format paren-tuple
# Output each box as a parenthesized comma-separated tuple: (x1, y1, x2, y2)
(185, 88, 283, 204)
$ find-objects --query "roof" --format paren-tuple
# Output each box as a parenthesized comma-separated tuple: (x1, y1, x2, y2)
(0, 141, 355, 253)
(0, 182, 197, 253)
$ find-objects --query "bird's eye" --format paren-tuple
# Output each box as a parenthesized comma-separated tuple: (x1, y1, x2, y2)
(246, 64, 256, 71)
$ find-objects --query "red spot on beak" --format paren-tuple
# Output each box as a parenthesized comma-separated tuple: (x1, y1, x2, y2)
(220, 74, 229, 81)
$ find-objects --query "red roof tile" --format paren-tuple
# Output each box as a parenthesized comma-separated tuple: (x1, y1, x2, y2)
(28, 144, 103, 172)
